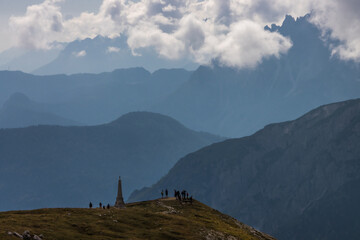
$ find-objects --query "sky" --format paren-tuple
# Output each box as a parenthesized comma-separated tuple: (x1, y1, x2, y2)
(0, 0, 102, 52)
(1, 0, 360, 68)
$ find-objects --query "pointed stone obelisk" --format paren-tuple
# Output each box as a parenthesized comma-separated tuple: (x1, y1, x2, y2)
(114, 176, 126, 208)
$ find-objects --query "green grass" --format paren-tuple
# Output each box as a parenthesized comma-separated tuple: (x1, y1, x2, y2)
(0, 198, 276, 240)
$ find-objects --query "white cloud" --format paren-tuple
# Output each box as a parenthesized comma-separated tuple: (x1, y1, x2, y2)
(162, 4, 177, 13)
(309, 0, 360, 62)
(215, 20, 292, 68)
(107, 46, 120, 53)
(73, 50, 87, 57)
(9, 0, 64, 49)
(8, 0, 360, 67)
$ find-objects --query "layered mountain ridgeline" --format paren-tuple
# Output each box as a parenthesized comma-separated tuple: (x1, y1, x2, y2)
(0, 112, 223, 211)
(0, 93, 79, 128)
(152, 15, 360, 137)
(0, 199, 275, 240)
(2, 16, 360, 138)
(130, 98, 360, 240)
(0, 68, 192, 125)
(33, 36, 198, 75)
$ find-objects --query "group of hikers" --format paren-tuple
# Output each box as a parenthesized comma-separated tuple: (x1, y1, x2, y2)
(161, 188, 193, 203)
(88, 187, 194, 209)
(89, 202, 110, 209)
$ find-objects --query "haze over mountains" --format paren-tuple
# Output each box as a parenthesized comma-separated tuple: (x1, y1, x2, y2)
(0, 93, 78, 129)
(0, 9, 359, 240)
(130, 98, 360, 240)
(33, 36, 198, 75)
(0, 47, 62, 74)
(152, 15, 360, 136)
(0, 112, 222, 211)
(0, 15, 359, 137)
(0, 68, 192, 126)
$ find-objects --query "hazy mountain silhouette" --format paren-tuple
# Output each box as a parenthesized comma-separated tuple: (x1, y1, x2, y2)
(0, 68, 192, 125)
(0, 93, 78, 128)
(130, 98, 360, 240)
(1, 14, 360, 138)
(152, 15, 360, 137)
(0, 47, 62, 73)
(33, 36, 198, 75)
(0, 112, 223, 211)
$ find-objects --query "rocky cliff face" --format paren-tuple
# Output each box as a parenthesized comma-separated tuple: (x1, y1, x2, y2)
(130, 98, 360, 240)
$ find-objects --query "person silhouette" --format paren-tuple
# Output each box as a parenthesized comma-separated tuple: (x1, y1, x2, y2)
(165, 189, 168, 197)
(161, 190, 164, 198)
(89, 202, 93, 208)
(99, 202, 102, 208)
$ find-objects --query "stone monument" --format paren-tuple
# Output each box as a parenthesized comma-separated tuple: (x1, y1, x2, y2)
(114, 176, 126, 208)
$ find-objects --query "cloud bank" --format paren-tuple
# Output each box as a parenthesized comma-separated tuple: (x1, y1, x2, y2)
(8, 0, 360, 67)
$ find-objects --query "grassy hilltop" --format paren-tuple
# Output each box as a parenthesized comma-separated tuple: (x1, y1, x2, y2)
(0, 198, 275, 240)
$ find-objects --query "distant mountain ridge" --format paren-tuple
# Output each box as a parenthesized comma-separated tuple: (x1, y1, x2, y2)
(0, 47, 62, 73)
(0, 111, 223, 211)
(0, 68, 192, 126)
(0, 14, 360, 138)
(130, 98, 360, 240)
(151, 14, 360, 137)
(33, 36, 198, 75)
(0, 93, 79, 128)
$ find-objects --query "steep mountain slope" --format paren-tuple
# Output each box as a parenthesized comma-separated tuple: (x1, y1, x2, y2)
(130, 98, 360, 240)
(0, 68, 192, 125)
(34, 36, 198, 75)
(0, 199, 275, 240)
(0, 93, 78, 128)
(0, 112, 223, 211)
(153, 15, 360, 137)
(0, 47, 62, 73)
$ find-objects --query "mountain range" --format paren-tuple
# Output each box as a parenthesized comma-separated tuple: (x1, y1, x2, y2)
(33, 36, 198, 75)
(0, 68, 192, 126)
(0, 93, 78, 129)
(0, 15, 359, 137)
(151, 15, 360, 137)
(129, 98, 360, 240)
(0, 112, 222, 211)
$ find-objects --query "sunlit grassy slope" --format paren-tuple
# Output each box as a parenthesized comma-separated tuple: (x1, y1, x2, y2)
(0, 198, 275, 240)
